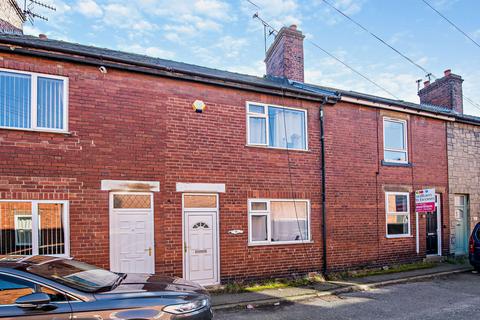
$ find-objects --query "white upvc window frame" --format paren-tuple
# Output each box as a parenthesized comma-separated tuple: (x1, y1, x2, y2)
(0, 200, 70, 257)
(248, 198, 311, 246)
(385, 192, 411, 238)
(246, 101, 308, 151)
(383, 117, 408, 164)
(0, 68, 69, 133)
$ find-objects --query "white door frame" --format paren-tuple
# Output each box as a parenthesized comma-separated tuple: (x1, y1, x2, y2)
(435, 193, 442, 256)
(109, 191, 155, 273)
(182, 193, 220, 285)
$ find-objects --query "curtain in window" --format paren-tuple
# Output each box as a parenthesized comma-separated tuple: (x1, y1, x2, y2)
(37, 77, 64, 129)
(249, 117, 266, 144)
(268, 107, 305, 149)
(270, 201, 308, 242)
(251, 215, 267, 241)
(0, 72, 31, 129)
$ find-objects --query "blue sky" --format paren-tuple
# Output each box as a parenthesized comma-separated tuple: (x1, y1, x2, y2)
(20, 0, 480, 116)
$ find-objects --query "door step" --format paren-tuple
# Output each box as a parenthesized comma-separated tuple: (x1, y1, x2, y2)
(424, 255, 443, 262)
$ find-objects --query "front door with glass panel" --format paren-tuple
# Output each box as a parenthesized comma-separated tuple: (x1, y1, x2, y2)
(426, 194, 441, 256)
(454, 195, 469, 255)
(183, 194, 219, 286)
(110, 193, 154, 274)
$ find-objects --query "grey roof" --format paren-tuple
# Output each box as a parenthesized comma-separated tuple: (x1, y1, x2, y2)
(0, 33, 339, 100)
(0, 33, 479, 125)
(292, 79, 480, 124)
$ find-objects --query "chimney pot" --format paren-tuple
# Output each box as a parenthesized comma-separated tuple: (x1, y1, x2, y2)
(290, 24, 297, 30)
(39, 34, 47, 39)
(424, 80, 430, 87)
(444, 69, 451, 76)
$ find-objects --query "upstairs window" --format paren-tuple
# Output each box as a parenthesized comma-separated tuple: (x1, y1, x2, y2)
(383, 118, 407, 163)
(247, 102, 307, 150)
(0, 69, 68, 132)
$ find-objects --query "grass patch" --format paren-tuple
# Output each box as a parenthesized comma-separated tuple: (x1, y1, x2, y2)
(210, 261, 439, 295)
(327, 261, 437, 281)
(209, 273, 325, 295)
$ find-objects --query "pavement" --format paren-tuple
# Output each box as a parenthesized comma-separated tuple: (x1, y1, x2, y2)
(211, 262, 472, 311)
(214, 272, 480, 320)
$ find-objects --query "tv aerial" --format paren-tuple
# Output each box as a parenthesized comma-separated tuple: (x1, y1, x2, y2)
(23, 0, 56, 24)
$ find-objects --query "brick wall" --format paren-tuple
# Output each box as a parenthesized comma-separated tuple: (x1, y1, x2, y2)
(0, 0, 24, 33)
(0, 52, 324, 280)
(447, 122, 480, 253)
(0, 50, 452, 280)
(324, 103, 450, 271)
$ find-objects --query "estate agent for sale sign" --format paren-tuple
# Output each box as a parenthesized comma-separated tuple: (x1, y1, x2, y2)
(415, 188, 435, 212)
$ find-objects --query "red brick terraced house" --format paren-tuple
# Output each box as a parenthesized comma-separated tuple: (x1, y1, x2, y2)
(0, 23, 479, 284)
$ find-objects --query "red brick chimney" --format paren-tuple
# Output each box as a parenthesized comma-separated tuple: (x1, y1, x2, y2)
(418, 69, 464, 114)
(265, 25, 305, 82)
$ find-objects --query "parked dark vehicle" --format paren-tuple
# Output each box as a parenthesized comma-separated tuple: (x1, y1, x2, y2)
(0, 256, 213, 319)
(469, 222, 480, 271)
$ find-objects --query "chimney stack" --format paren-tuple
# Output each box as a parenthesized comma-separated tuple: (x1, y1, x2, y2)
(418, 69, 464, 114)
(265, 25, 305, 82)
(0, 0, 26, 35)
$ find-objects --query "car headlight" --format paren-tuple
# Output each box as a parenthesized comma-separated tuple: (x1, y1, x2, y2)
(163, 299, 209, 314)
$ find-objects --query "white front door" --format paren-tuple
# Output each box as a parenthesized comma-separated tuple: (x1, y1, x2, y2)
(183, 194, 219, 285)
(110, 192, 155, 274)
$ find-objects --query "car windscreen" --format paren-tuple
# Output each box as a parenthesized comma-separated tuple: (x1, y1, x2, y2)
(26, 259, 120, 293)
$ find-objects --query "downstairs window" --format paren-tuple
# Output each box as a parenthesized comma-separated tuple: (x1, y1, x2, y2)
(0, 201, 69, 256)
(248, 199, 310, 245)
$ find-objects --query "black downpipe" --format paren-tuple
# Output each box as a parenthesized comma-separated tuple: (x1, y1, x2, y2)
(320, 99, 328, 275)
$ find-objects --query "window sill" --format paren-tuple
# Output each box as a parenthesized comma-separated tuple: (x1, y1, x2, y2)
(246, 144, 310, 152)
(386, 234, 412, 239)
(381, 160, 412, 167)
(0, 126, 71, 135)
(248, 240, 314, 247)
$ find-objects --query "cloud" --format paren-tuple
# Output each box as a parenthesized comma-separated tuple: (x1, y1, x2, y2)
(194, 0, 232, 20)
(142, 0, 233, 21)
(216, 36, 249, 58)
(226, 60, 265, 77)
(101, 3, 158, 32)
(314, 0, 366, 26)
(242, 0, 302, 29)
(76, 0, 103, 18)
(187, 36, 250, 69)
(472, 29, 480, 40)
(138, 0, 233, 43)
(23, 25, 43, 37)
(117, 44, 176, 60)
(305, 47, 422, 103)
(428, 0, 460, 10)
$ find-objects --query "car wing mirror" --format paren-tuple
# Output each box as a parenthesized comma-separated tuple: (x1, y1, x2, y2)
(15, 293, 51, 309)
